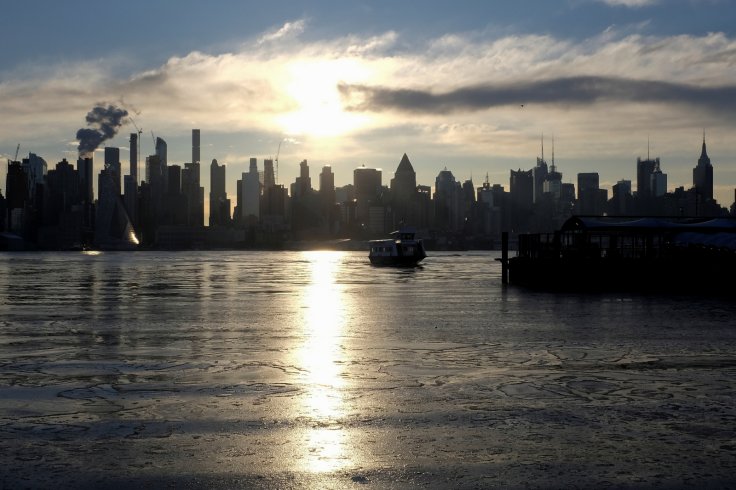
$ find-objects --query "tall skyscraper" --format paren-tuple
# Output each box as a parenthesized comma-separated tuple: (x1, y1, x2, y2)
(390, 154, 417, 227)
(354, 165, 382, 229)
(319, 165, 335, 205)
(242, 158, 260, 222)
(510, 168, 534, 232)
(104, 147, 121, 196)
(291, 159, 312, 199)
(636, 157, 658, 198)
(533, 137, 548, 204)
(23, 153, 47, 193)
(209, 159, 227, 226)
(155, 137, 167, 167)
(390, 153, 417, 198)
(95, 165, 137, 249)
(435, 168, 461, 231)
(192, 129, 200, 165)
(129, 132, 138, 185)
(263, 159, 275, 189)
(77, 157, 93, 203)
(693, 134, 713, 202)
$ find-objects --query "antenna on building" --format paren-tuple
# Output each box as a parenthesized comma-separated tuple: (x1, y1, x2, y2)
(541, 133, 544, 162)
(274, 139, 282, 184)
(647, 135, 650, 160)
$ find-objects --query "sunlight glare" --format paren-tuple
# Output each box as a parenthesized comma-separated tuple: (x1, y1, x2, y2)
(277, 59, 371, 138)
(298, 251, 351, 473)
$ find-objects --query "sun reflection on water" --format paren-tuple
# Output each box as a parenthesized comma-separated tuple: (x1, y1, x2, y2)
(299, 251, 349, 473)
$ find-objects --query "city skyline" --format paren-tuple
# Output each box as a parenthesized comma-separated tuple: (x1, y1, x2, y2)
(2, 1, 736, 208)
(5, 127, 730, 223)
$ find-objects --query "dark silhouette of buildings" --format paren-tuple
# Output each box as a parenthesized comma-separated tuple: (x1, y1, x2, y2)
(2, 131, 733, 250)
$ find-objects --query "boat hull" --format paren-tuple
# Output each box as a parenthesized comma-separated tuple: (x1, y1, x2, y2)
(369, 254, 425, 267)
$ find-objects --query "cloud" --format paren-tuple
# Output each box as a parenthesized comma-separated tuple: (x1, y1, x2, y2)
(338, 76, 736, 114)
(597, 0, 659, 7)
(2, 26, 735, 140)
(257, 19, 307, 44)
(2, 22, 736, 204)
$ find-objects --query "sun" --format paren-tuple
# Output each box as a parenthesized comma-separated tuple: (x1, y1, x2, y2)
(276, 58, 371, 138)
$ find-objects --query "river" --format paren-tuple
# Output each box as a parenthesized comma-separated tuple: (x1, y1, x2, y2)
(1, 250, 735, 488)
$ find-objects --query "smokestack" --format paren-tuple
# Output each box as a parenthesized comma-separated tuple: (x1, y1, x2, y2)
(76, 104, 129, 158)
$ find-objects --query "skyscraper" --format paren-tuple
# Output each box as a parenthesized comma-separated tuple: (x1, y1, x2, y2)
(636, 157, 658, 198)
(434, 168, 461, 231)
(390, 154, 418, 228)
(577, 172, 607, 215)
(693, 134, 713, 202)
(192, 129, 200, 165)
(5, 160, 28, 233)
(77, 157, 93, 203)
(291, 159, 312, 199)
(95, 165, 137, 250)
(354, 166, 382, 203)
(129, 132, 138, 185)
(510, 168, 534, 232)
(242, 158, 260, 223)
(155, 137, 167, 167)
(104, 147, 121, 196)
(183, 130, 203, 227)
(319, 165, 335, 206)
(263, 159, 275, 189)
(391, 153, 417, 196)
(209, 159, 227, 226)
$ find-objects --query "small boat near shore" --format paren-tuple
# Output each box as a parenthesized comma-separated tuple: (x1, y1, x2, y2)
(369, 227, 427, 266)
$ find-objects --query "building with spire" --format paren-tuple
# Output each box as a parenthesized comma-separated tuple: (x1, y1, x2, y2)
(390, 153, 418, 228)
(542, 139, 562, 199)
(533, 136, 548, 204)
(693, 133, 714, 202)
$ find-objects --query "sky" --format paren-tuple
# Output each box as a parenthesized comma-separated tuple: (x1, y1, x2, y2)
(2, 0, 736, 216)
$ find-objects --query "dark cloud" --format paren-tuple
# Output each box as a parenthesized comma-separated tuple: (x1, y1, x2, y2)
(76, 104, 129, 157)
(338, 76, 736, 115)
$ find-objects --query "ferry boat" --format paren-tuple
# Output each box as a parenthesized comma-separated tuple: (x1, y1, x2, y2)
(369, 227, 427, 266)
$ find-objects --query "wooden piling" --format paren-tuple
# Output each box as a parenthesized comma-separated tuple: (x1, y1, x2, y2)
(501, 231, 508, 284)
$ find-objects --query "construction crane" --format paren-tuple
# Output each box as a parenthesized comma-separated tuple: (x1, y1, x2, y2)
(128, 117, 143, 159)
(14, 143, 20, 161)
